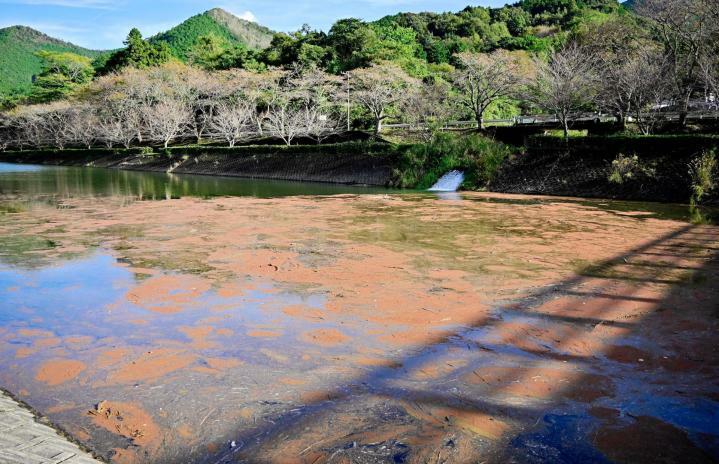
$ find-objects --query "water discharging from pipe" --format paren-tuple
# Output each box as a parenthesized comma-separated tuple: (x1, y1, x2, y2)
(428, 170, 465, 192)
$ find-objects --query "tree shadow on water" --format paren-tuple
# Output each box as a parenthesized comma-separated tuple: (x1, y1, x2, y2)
(196, 224, 719, 464)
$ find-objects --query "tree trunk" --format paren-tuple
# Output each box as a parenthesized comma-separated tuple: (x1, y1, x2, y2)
(562, 118, 569, 142)
(616, 113, 626, 131)
(678, 92, 691, 128)
(678, 111, 688, 128)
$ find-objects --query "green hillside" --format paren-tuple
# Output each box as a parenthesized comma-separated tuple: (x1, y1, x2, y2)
(0, 9, 274, 98)
(621, 0, 636, 10)
(150, 8, 274, 61)
(0, 26, 102, 97)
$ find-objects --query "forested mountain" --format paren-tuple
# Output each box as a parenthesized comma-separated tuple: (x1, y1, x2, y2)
(0, 26, 101, 96)
(150, 8, 274, 61)
(0, 8, 274, 98)
(254, 0, 629, 75)
(621, 0, 636, 10)
(2, 1, 631, 101)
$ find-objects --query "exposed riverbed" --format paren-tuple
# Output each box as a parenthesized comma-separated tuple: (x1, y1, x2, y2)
(1, 163, 718, 463)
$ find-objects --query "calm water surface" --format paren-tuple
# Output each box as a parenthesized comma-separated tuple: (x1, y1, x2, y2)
(1, 162, 717, 464)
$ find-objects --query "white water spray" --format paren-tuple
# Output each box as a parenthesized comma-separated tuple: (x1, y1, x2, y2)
(428, 170, 465, 192)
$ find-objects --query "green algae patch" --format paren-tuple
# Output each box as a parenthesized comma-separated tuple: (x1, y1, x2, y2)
(0, 234, 58, 267)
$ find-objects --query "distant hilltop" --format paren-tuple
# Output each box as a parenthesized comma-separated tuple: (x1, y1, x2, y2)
(0, 8, 275, 96)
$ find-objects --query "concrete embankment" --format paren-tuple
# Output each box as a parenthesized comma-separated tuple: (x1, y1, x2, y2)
(490, 135, 719, 204)
(0, 145, 398, 186)
(3, 135, 718, 204)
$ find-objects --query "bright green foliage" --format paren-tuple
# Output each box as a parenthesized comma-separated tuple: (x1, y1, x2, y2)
(152, 15, 240, 61)
(494, 7, 533, 35)
(102, 29, 171, 72)
(256, 0, 620, 73)
(518, 0, 580, 25)
(0, 26, 100, 98)
(187, 33, 263, 70)
(397, 133, 514, 189)
(150, 8, 274, 61)
(327, 19, 379, 71)
(28, 51, 94, 103)
(689, 150, 717, 203)
(2, 1, 628, 100)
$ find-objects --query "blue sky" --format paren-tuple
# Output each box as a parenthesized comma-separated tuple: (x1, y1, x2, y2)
(0, 0, 507, 50)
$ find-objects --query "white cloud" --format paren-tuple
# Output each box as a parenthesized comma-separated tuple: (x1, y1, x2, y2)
(235, 10, 257, 22)
(215, 3, 258, 23)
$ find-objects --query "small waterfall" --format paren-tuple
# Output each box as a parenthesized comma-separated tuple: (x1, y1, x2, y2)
(428, 170, 465, 192)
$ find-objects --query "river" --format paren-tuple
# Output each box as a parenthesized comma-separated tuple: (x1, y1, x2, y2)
(1, 162, 718, 464)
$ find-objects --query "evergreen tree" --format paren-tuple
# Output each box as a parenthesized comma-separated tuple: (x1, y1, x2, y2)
(102, 29, 172, 73)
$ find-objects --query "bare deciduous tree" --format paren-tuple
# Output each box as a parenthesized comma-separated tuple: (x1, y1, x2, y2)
(628, 50, 673, 134)
(264, 102, 306, 146)
(579, 17, 662, 129)
(142, 100, 191, 149)
(29, 103, 74, 149)
(636, 0, 719, 125)
(351, 63, 415, 136)
(453, 50, 522, 130)
(97, 105, 141, 149)
(402, 80, 455, 142)
(525, 43, 598, 140)
(699, 56, 718, 103)
(302, 106, 340, 144)
(211, 100, 255, 147)
(67, 107, 98, 149)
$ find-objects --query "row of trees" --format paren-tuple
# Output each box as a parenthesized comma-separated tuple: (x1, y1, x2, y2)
(3, 64, 424, 149)
(1, 0, 717, 149)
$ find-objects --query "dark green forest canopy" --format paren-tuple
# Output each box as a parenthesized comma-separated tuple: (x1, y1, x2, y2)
(255, 0, 628, 74)
(2, 0, 632, 102)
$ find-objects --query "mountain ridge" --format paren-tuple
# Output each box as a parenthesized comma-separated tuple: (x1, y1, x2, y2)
(0, 8, 275, 96)
(150, 8, 274, 60)
(0, 25, 103, 96)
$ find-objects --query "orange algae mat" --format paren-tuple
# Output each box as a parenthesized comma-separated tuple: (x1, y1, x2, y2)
(0, 192, 718, 463)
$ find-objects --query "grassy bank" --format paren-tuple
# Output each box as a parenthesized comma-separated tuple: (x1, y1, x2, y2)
(393, 133, 516, 190)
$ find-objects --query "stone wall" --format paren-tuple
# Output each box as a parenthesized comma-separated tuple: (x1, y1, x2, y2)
(490, 136, 719, 204)
(1, 147, 397, 186)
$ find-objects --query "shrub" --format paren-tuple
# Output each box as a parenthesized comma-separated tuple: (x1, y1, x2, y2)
(395, 133, 515, 189)
(689, 149, 717, 203)
(607, 153, 656, 184)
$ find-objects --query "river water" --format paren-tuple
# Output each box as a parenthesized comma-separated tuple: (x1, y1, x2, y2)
(1, 162, 718, 464)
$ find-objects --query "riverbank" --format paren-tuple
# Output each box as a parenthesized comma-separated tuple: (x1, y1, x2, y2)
(1, 134, 717, 203)
(0, 143, 402, 187)
(491, 135, 719, 204)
